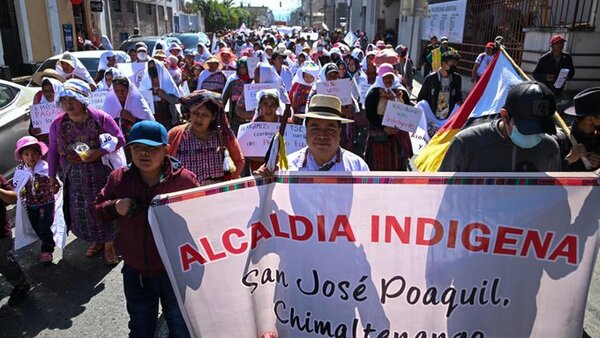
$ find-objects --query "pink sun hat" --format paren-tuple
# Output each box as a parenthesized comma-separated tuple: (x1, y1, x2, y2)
(14, 136, 48, 161)
(377, 63, 396, 78)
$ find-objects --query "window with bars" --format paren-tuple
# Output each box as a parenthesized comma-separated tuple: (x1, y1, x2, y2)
(112, 0, 121, 12)
(126, 1, 134, 13)
(146, 4, 152, 15)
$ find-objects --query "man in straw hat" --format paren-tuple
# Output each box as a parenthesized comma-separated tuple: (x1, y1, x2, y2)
(196, 55, 227, 94)
(255, 94, 369, 175)
(556, 87, 600, 171)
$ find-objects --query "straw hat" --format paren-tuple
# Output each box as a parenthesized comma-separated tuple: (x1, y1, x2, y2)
(203, 56, 222, 70)
(295, 94, 353, 123)
(32, 68, 65, 86)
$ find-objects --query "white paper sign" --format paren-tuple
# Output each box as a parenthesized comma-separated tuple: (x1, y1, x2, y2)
(315, 78, 354, 105)
(116, 62, 147, 87)
(29, 103, 61, 134)
(181, 81, 191, 96)
(301, 32, 318, 41)
(382, 101, 424, 133)
(554, 68, 570, 89)
(243, 82, 279, 111)
(89, 91, 107, 110)
(422, 0, 467, 43)
(140, 90, 155, 115)
(359, 82, 371, 105)
(246, 57, 260, 79)
(237, 122, 306, 157)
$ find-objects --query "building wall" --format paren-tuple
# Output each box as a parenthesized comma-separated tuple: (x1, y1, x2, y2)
(346, 0, 362, 32)
(57, 0, 76, 52)
(25, 0, 52, 62)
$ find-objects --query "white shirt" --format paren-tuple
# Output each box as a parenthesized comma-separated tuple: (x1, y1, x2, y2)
(476, 53, 494, 77)
(286, 147, 370, 172)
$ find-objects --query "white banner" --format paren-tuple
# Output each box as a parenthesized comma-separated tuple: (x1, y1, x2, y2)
(422, 0, 467, 43)
(300, 32, 319, 41)
(382, 101, 423, 133)
(117, 62, 147, 87)
(89, 91, 107, 110)
(315, 78, 354, 106)
(247, 57, 260, 79)
(237, 122, 306, 157)
(148, 172, 600, 338)
(243, 82, 280, 111)
(29, 103, 61, 134)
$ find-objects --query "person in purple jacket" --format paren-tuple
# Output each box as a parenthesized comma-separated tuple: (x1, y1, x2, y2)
(48, 79, 125, 265)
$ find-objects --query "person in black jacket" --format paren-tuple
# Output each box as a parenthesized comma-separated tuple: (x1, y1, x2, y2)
(417, 51, 463, 122)
(532, 34, 575, 97)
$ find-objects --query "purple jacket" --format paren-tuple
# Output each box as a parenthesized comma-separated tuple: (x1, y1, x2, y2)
(48, 107, 125, 177)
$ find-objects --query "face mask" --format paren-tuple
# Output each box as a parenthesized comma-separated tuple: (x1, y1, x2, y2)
(137, 52, 148, 61)
(509, 124, 544, 149)
(447, 65, 457, 74)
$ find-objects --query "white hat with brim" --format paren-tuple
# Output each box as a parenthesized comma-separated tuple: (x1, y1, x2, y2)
(32, 69, 66, 85)
(294, 94, 354, 124)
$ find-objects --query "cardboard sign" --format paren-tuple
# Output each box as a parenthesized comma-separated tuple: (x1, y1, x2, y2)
(89, 91, 107, 110)
(237, 122, 306, 157)
(243, 82, 279, 111)
(315, 78, 354, 106)
(116, 62, 147, 87)
(382, 101, 424, 133)
(29, 103, 61, 134)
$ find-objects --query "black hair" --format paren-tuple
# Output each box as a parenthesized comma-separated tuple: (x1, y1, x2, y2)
(304, 117, 342, 129)
(112, 76, 129, 88)
(19, 144, 42, 157)
(441, 51, 461, 64)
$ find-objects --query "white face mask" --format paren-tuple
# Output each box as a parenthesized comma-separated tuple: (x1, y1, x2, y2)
(137, 52, 148, 61)
(509, 121, 544, 149)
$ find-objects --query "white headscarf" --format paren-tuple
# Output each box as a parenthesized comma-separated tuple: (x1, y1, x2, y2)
(255, 62, 290, 104)
(98, 50, 116, 71)
(96, 67, 121, 92)
(55, 52, 95, 85)
(139, 59, 182, 98)
(252, 88, 285, 121)
(101, 35, 114, 50)
(366, 70, 406, 98)
(291, 60, 320, 87)
(196, 67, 224, 91)
(194, 43, 211, 63)
(102, 76, 155, 121)
(39, 77, 63, 104)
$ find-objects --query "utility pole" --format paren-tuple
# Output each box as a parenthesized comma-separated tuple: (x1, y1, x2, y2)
(309, 0, 313, 27)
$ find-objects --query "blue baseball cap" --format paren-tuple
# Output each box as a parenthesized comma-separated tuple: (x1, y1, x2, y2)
(126, 121, 168, 147)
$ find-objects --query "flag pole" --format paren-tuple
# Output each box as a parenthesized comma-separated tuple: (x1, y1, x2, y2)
(500, 46, 592, 170)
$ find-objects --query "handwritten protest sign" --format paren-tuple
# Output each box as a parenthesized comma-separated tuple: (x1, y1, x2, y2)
(148, 172, 600, 338)
(246, 57, 259, 79)
(315, 78, 354, 105)
(88, 91, 107, 110)
(29, 103, 60, 134)
(237, 122, 306, 157)
(117, 63, 147, 87)
(382, 101, 423, 133)
(359, 82, 371, 105)
(243, 82, 279, 111)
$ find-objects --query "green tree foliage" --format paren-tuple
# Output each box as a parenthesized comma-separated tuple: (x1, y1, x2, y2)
(185, 0, 255, 32)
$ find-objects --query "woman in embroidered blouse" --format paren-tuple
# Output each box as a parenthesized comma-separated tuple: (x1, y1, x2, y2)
(47, 79, 125, 264)
(222, 57, 252, 134)
(168, 90, 244, 186)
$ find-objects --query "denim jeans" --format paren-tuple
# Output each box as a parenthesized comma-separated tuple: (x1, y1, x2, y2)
(27, 202, 55, 253)
(122, 264, 190, 338)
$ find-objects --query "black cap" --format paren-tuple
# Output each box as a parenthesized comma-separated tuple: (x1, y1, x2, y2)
(324, 63, 339, 75)
(503, 81, 556, 135)
(564, 87, 600, 117)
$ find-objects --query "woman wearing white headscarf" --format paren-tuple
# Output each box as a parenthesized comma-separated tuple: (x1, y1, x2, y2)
(30, 76, 64, 144)
(139, 59, 182, 130)
(102, 76, 154, 140)
(95, 50, 118, 83)
(96, 67, 121, 92)
(196, 56, 227, 94)
(364, 63, 413, 171)
(55, 52, 96, 90)
(289, 60, 319, 117)
(235, 62, 290, 122)
(194, 43, 211, 64)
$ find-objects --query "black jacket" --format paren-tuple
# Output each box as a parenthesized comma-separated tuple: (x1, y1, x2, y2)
(417, 71, 463, 115)
(532, 51, 575, 93)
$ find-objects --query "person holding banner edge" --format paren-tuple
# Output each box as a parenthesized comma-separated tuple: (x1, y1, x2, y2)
(255, 94, 368, 175)
(91, 120, 199, 337)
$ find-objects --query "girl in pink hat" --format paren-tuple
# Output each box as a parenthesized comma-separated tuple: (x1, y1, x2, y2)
(12, 136, 56, 263)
